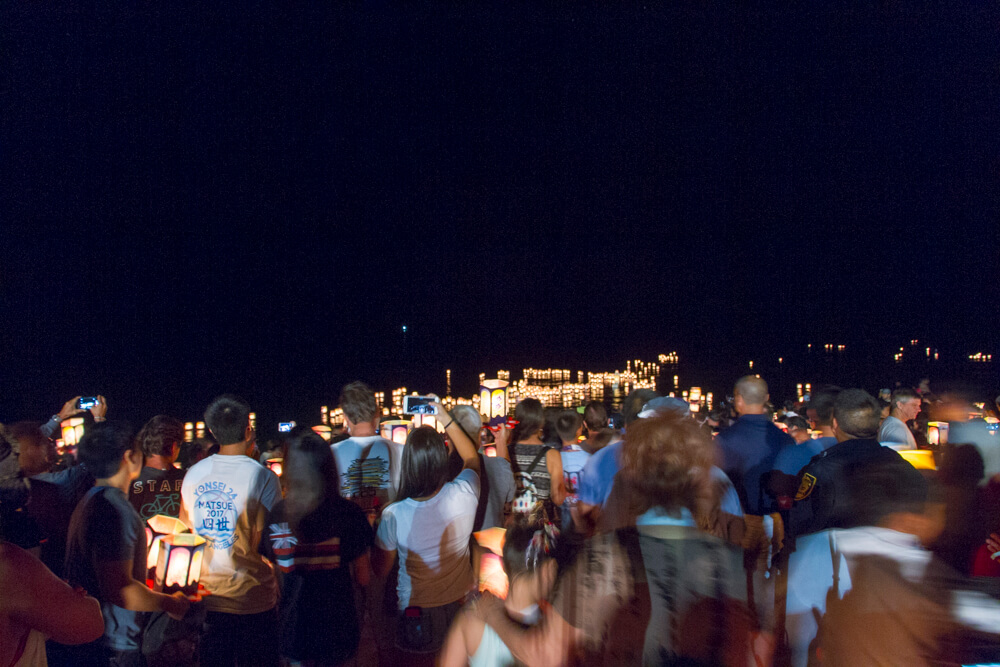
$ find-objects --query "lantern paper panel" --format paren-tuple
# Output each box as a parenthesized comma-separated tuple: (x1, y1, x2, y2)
(155, 533, 207, 596)
(480, 379, 509, 426)
(380, 420, 412, 445)
(145, 514, 189, 577)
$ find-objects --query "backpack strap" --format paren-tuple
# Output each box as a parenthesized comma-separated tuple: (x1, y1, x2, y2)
(526, 446, 549, 474)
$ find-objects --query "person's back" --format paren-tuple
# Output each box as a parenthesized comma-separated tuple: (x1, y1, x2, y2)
(331, 435, 395, 518)
(333, 381, 401, 522)
(717, 376, 792, 515)
(179, 394, 281, 666)
(181, 453, 280, 612)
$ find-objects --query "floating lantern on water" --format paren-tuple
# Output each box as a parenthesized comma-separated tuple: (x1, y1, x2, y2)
(155, 533, 207, 597)
(145, 514, 189, 579)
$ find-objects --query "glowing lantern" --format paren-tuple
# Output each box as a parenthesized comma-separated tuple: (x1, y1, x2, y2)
(480, 379, 509, 426)
(898, 450, 936, 471)
(927, 422, 949, 446)
(61, 417, 86, 446)
(474, 527, 508, 598)
(380, 420, 412, 445)
(154, 533, 206, 596)
(312, 425, 332, 442)
(410, 413, 444, 433)
(265, 458, 283, 477)
(145, 514, 189, 578)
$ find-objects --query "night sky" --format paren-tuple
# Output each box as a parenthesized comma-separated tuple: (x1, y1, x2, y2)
(3, 4, 998, 428)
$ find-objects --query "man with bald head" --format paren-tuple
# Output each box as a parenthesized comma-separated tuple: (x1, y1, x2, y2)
(717, 375, 794, 515)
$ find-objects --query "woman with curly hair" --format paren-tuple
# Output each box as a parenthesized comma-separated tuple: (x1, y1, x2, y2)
(620, 411, 751, 666)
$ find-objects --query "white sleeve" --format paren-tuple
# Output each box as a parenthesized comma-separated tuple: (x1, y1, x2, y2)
(259, 468, 282, 512)
(375, 507, 397, 551)
(456, 467, 481, 499)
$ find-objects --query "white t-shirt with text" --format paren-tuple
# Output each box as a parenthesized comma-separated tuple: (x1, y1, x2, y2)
(180, 454, 281, 614)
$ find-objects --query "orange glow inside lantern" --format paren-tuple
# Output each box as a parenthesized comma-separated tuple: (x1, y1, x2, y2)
(311, 425, 332, 442)
(146, 514, 189, 577)
(479, 552, 508, 598)
(380, 420, 411, 445)
(155, 533, 206, 596)
(61, 417, 86, 446)
(927, 421, 948, 446)
(266, 458, 283, 477)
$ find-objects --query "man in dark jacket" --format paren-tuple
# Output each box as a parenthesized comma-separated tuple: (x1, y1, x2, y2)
(788, 388, 926, 538)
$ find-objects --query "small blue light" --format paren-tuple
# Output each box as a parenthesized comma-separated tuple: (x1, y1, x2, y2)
(402, 325, 408, 332)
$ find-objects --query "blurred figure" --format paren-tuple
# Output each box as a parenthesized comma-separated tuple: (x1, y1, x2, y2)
(1, 531, 104, 667)
(937, 388, 1000, 480)
(820, 471, 1000, 666)
(784, 390, 927, 666)
(261, 429, 373, 666)
(878, 388, 920, 449)
(572, 389, 654, 533)
(622, 411, 752, 666)
(439, 520, 559, 667)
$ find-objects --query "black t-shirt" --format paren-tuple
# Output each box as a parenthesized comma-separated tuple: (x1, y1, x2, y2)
(261, 495, 374, 663)
(65, 486, 147, 651)
(129, 466, 185, 520)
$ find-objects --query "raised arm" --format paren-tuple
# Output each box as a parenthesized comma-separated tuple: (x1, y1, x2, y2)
(434, 403, 480, 478)
(493, 423, 512, 461)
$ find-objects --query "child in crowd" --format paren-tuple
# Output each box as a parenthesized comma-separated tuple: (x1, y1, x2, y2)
(439, 520, 559, 667)
(555, 411, 590, 532)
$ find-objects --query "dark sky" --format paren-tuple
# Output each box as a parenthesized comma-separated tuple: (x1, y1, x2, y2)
(2, 4, 998, 427)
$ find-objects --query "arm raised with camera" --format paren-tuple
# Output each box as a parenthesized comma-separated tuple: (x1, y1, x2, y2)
(432, 402, 480, 479)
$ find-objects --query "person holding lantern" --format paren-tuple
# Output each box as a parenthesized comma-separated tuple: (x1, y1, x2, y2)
(62, 422, 190, 666)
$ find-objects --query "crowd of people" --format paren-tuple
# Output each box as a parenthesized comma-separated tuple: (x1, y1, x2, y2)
(2, 376, 1000, 666)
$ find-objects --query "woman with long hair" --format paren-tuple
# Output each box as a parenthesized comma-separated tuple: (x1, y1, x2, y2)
(261, 429, 373, 667)
(507, 399, 564, 516)
(373, 404, 481, 659)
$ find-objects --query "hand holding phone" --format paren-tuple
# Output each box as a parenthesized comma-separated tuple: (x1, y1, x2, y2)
(402, 395, 438, 416)
(77, 397, 99, 410)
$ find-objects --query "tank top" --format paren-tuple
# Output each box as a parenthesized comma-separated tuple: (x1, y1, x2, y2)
(512, 443, 551, 500)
